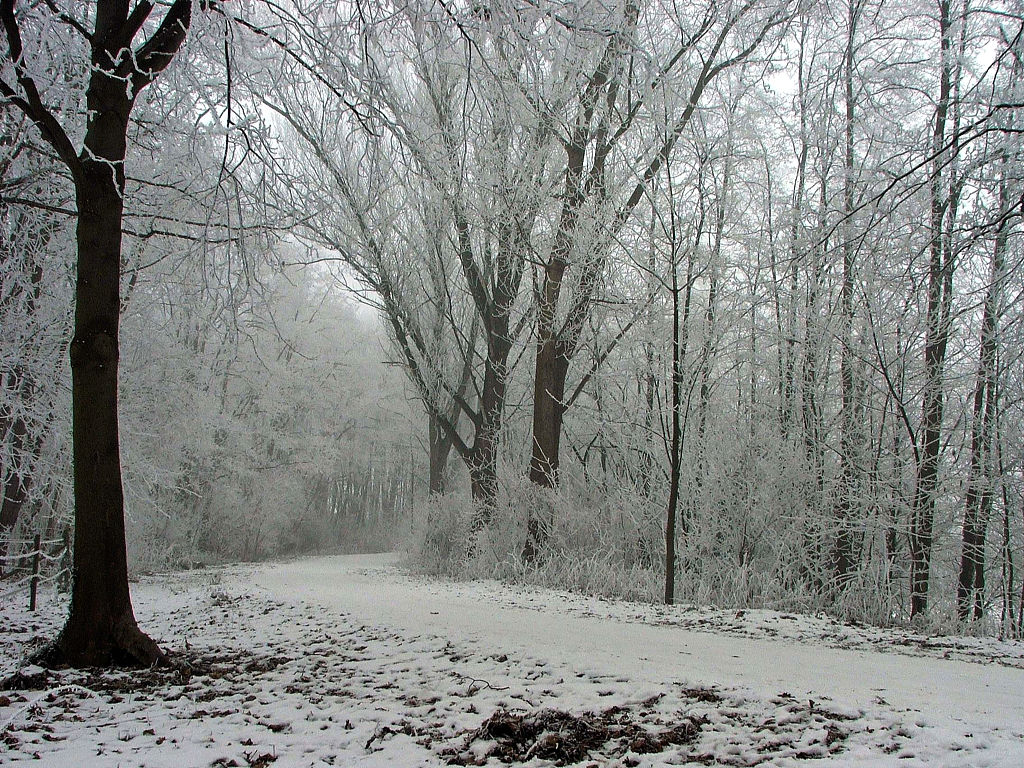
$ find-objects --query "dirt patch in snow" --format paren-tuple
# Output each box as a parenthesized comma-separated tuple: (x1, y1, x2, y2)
(445, 704, 705, 765)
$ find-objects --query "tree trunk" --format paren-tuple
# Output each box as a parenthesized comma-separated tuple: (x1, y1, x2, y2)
(909, 261, 951, 620)
(469, 349, 509, 529)
(52, 77, 161, 667)
(524, 337, 567, 561)
(468, 424, 498, 530)
(910, 0, 956, 619)
(664, 172, 703, 603)
(530, 309, 570, 487)
(2, 0, 194, 668)
(524, 342, 567, 555)
(834, 0, 861, 588)
(428, 413, 453, 494)
(638, 340, 657, 497)
(664, 259, 684, 604)
(957, 168, 1006, 621)
(999, 437, 1016, 636)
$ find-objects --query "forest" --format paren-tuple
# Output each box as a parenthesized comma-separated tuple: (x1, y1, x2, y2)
(2, 0, 1024, 669)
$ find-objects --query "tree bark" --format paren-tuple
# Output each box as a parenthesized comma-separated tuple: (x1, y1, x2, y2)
(523, 339, 567, 561)
(664, 251, 684, 604)
(529, 338, 569, 487)
(428, 413, 453, 495)
(56, 151, 161, 666)
(469, 351, 509, 529)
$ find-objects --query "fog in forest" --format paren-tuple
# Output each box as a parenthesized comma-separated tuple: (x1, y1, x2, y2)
(3, 3, 1024, 762)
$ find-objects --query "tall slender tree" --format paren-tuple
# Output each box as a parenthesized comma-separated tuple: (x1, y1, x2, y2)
(957, 155, 1010, 621)
(529, 0, 792, 494)
(909, 0, 963, 618)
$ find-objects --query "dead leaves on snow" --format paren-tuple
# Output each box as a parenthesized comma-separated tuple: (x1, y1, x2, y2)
(445, 705, 706, 766)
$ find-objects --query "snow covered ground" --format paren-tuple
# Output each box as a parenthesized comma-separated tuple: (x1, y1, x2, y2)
(2, 553, 1023, 767)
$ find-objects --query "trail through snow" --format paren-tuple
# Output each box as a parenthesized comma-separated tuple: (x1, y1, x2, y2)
(1, 552, 1022, 767)
(254, 555, 1024, 752)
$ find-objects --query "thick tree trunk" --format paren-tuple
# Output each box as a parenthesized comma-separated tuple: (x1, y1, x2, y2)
(469, 352, 509, 529)
(912, 387, 949, 616)
(956, 373, 994, 623)
(50, 74, 161, 666)
(54, 164, 160, 666)
(524, 342, 567, 550)
(468, 454, 496, 512)
(4, 0, 193, 668)
(428, 413, 453, 495)
(468, 427, 498, 531)
(529, 311, 570, 488)
(524, 331, 567, 560)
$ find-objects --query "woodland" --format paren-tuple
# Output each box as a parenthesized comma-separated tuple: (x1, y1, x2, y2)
(1, 0, 1024, 666)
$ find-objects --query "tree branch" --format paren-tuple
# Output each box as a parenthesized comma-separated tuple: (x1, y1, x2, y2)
(564, 297, 651, 409)
(0, 1, 80, 175)
(129, 0, 193, 91)
(42, 0, 93, 41)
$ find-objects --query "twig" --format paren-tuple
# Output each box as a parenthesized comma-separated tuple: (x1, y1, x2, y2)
(456, 674, 510, 696)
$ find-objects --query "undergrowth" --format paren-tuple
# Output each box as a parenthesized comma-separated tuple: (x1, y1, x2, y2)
(407, 472, 973, 633)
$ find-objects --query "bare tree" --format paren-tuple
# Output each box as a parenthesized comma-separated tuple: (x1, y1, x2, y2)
(957, 153, 1012, 621)
(528, 0, 793, 498)
(1, 0, 195, 665)
(909, 0, 965, 619)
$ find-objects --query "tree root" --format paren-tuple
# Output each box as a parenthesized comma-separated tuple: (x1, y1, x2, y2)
(25, 616, 166, 670)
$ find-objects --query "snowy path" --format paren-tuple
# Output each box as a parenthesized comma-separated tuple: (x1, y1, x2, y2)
(3, 553, 1024, 767)
(253, 554, 1024, 758)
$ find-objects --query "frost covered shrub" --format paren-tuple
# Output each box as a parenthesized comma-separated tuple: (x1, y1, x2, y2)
(526, 549, 661, 602)
(411, 481, 528, 580)
(502, 476, 663, 600)
(411, 489, 476, 577)
(530, 478, 661, 570)
(408, 419, 944, 630)
(410, 471, 664, 600)
(831, 558, 904, 627)
(480, 475, 662, 600)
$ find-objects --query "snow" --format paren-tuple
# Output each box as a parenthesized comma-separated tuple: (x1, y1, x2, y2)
(3, 553, 1024, 767)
